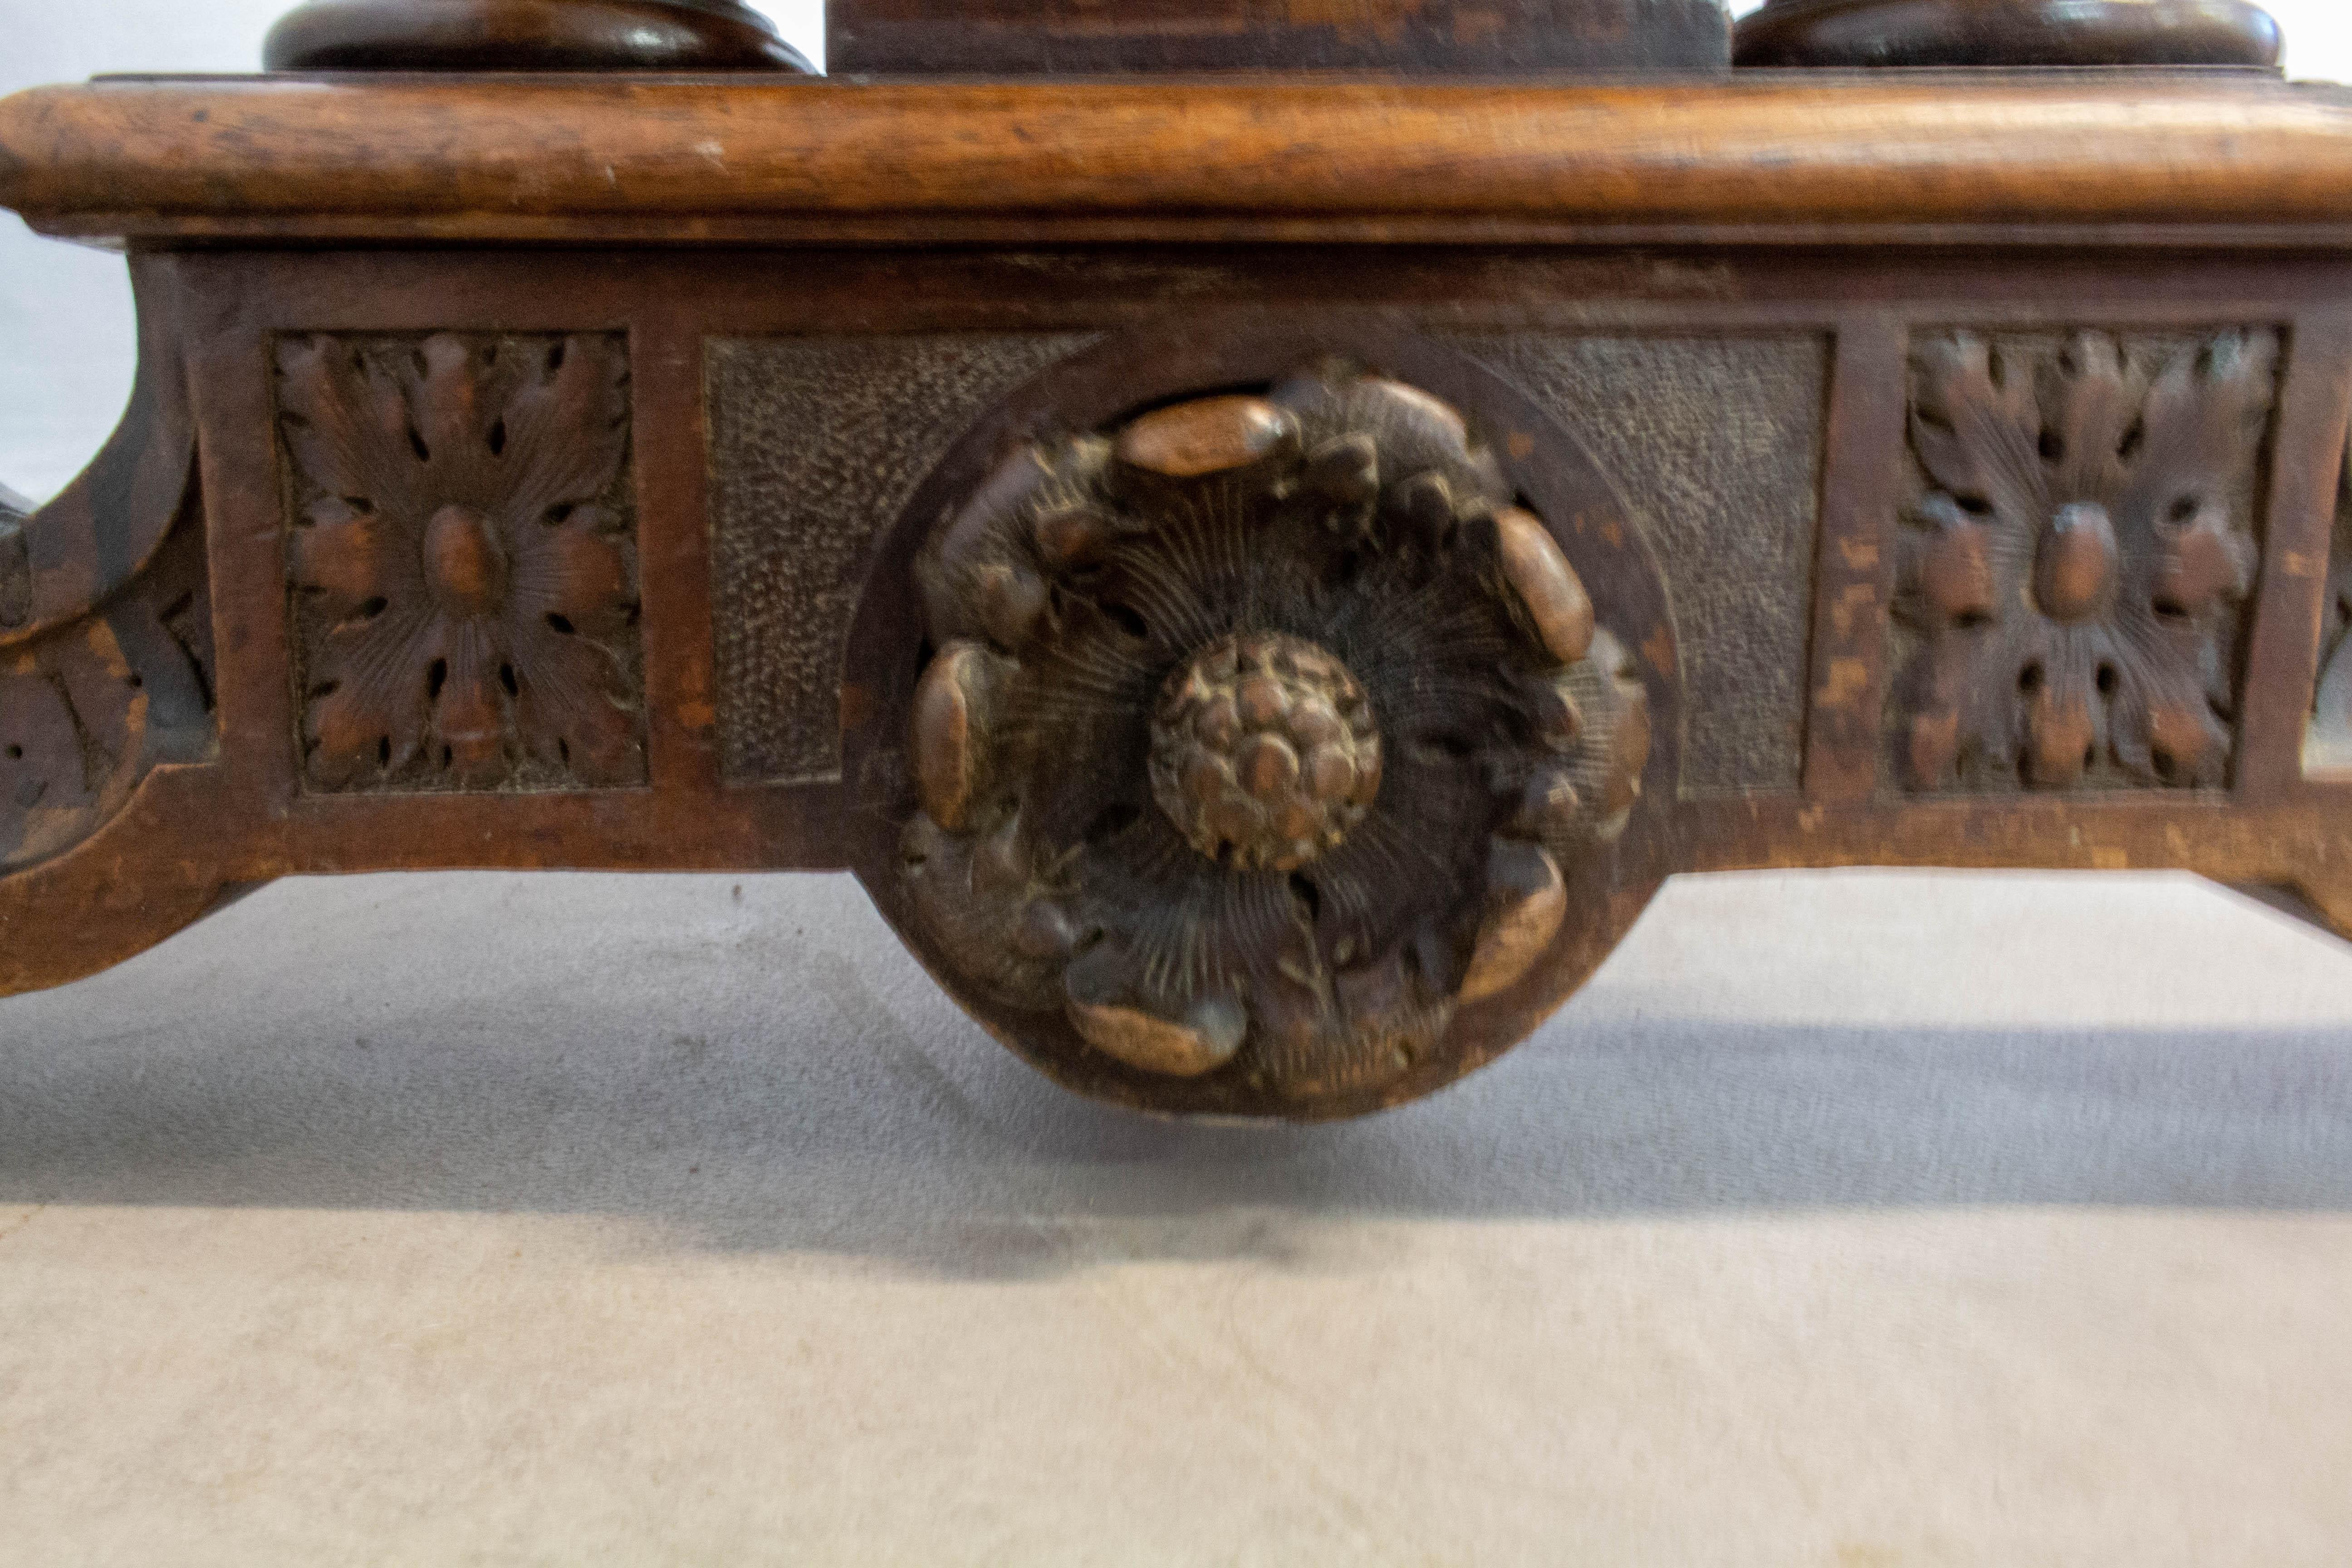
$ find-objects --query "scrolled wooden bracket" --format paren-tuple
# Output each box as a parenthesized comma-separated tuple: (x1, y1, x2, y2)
(1, 274, 196, 650)
(0, 260, 216, 916)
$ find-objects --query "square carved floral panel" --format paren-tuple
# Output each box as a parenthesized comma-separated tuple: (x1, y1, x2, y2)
(276, 333, 646, 793)
(1887, 328, 2278, 794)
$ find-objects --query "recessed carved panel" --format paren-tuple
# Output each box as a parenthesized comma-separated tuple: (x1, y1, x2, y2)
(1890, 329, 2277, 792)
(276, 333, 644, 793)
(1451, 334, 1828, 795)
(902, 365, 1650, 1105)
(2311, 436, 2352, 775)
(706, 333, 1100, 785)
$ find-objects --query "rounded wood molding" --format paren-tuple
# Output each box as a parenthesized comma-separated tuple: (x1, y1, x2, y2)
(263, 0, 813, 72)
(1735, 0, 2281, 68)
(15, 76, 2352, 247)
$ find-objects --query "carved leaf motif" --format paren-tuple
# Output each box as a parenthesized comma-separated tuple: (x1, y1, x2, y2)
(902, 364, 1650, 1106)
(1893, 330, 2275, 792)
(277, 333, 644, 791)
(0, 516, 216, 874)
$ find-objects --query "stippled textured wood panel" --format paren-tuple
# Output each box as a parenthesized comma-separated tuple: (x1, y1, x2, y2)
(1451, 334, 1829, 795)
(706, 333, 1099, 785)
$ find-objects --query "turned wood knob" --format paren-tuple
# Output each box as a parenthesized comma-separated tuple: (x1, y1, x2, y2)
(1148, 630, 1382, 874)
(1735, 0, 2281, 68)
(2032, 502, 2119, 623)
(264, 0, 812, 71)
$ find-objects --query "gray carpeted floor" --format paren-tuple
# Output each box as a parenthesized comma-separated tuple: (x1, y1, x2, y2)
(2, 867, 2348, 1563)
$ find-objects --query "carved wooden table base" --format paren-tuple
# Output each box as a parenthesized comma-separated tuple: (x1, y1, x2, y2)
(3, 71, 2349, 1118)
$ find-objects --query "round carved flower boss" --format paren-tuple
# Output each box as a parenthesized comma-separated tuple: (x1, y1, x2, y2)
(901, 363, 1651, 1108)
(1149, 630, 1381, 872)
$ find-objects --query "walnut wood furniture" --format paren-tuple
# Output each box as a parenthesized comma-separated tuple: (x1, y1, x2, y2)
(3, 0, 2348, 1120)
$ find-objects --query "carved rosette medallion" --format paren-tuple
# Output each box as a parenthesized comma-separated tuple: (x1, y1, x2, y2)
(1892, 330, 2276, 791)
(901, 364, 1650, 1103)
(277, 333, 645, 791)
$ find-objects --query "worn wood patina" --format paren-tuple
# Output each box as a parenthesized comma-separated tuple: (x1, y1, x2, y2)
(0, 0, 2344, 1118)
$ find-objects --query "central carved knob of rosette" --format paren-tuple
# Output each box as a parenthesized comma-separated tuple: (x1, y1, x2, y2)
(2033, 501, 2120, 623)
(1148, 630, 1382, 872)
(421, 503, 507, 618)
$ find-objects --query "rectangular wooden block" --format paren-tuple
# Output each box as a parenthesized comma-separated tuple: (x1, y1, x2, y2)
(826, 0, 1732, 75)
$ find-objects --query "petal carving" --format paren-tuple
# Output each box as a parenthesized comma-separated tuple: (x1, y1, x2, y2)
(1460, 838, 1566, 1003)
(1910, 334, 2043, 523)
(276, 337, 421, 514)
(2037, 333, 2138, 501)
(511, 627, 642, 784)
(2022, 669, 2098, 789)
(1067, 989, 1247, 1078)
(307, 680, 404, 788)
(2121, 333, 2277, 529)
(407, 334, 497, 501)
(1916, 502, 1995, 626)
(512, 513, 636, 637)
(1494, 507, 1595, 666)
(500, 336, 633, 529)
(279, 332, 643, 792)
(429, 621, 509, 787)
(291, 510, 404, 616)
(2149, 519, 2249, 619)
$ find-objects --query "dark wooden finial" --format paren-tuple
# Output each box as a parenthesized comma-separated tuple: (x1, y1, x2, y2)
(264, 0, 813, 72)
(1735, 0, 2281, 68)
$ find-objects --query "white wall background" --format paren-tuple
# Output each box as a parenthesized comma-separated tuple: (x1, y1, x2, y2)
(1, 0, 2347, 502)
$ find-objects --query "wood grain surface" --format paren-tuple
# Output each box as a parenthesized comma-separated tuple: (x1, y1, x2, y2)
(9, 76, 2352, 244)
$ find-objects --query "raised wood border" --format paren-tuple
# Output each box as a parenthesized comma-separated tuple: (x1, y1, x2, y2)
(14, 77, 2352, 246)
